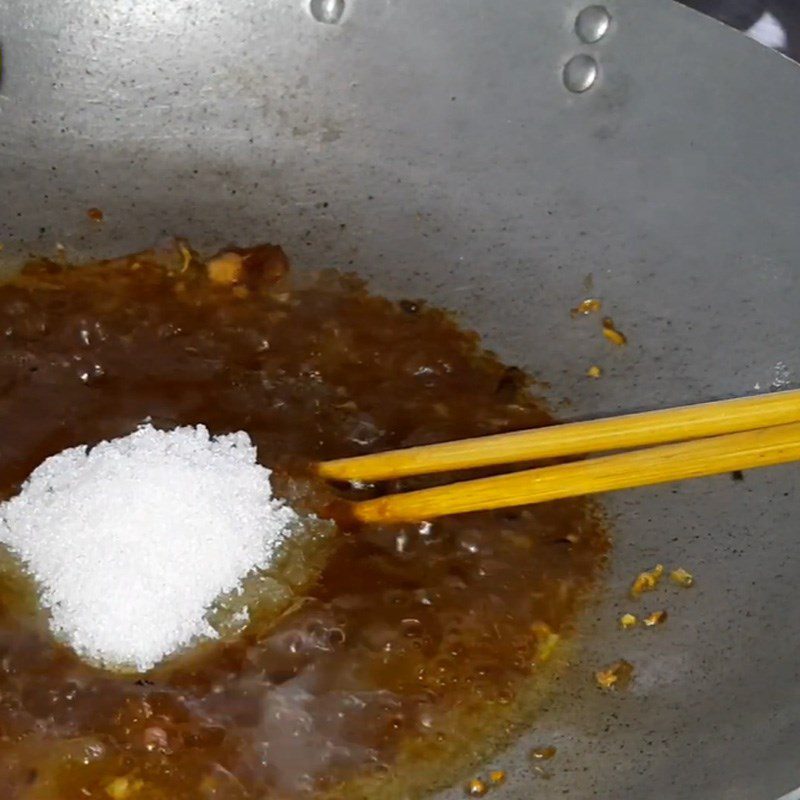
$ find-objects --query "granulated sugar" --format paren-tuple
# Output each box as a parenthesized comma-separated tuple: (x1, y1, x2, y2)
(0, 424, 298, 671)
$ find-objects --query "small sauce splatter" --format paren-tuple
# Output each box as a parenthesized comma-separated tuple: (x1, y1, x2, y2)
(87, 207, 104, 222)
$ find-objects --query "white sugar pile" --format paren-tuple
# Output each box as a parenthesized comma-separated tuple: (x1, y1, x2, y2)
(0, 424, 298, 672)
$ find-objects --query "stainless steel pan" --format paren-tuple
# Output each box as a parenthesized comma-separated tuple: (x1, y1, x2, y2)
(1, 1, 799, 797)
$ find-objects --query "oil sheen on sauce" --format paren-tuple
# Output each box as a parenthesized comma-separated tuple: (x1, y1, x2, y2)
(0, 242, 608, 799)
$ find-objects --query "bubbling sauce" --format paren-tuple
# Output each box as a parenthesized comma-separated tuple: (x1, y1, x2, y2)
(0, 242, 607, 799)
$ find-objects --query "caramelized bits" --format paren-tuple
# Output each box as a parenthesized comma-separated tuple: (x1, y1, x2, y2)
(570, 298, 602, 317)
(601, 317, 627, 346)
(670, 567, 694, 588)
(465, 778, 489, 797)
(630, 564, 664, 598)
(595, 659, 634, 690)
(643, 610, 668, 627)
(489, 770, 506, 785)
(206, 252, 244, 285)
(619, 612, 637, 629)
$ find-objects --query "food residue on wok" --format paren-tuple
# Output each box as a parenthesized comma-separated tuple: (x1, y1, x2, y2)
(0, 240, 608, 798)
(620, 612, 638, 629)
(595, 659, 635, 690)
(643, 610, 668, 627)
(570, 297, 602, 318)
(630, 563, 664, 597)
(671, 567, 695, 587)
(601, 316, 627, 346)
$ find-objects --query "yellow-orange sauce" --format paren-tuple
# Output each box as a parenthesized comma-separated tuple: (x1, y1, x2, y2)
(0, 243, 607, 798)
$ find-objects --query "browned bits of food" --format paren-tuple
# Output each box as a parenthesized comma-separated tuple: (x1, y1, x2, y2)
(206, 251, 244, 284)
(0, 240, 608, 799)
(595, 659, 635, 690)
(631, 563, 664, 597)
(671, 567, 695, 587)
(466, 777, 489, 797)
(570, 297, 602, 317)
(531, 745, 557, 761)
(620, 612, 637, 629)
(601, 316, 627, 346)
(87, 207, 104, 222)
(586, 364, 603, 379)
(643, 610, 668, 627)
(489, 769, 507, 785)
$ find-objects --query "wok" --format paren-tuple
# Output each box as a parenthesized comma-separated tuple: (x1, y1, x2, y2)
(1, 0, 799, 797)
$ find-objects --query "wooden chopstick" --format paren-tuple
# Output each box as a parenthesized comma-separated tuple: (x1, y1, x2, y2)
(349, 421, 800, 524)
(317, 389, 800, 482)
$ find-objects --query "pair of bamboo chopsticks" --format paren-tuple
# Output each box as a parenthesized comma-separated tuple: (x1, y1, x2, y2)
(317, 389, 800, 524)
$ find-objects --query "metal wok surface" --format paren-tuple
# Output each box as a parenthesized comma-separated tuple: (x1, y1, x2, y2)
(1, 1, 800, 797)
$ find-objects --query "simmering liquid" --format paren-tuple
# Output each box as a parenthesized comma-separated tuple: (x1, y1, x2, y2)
(0, 242, 607, 799)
